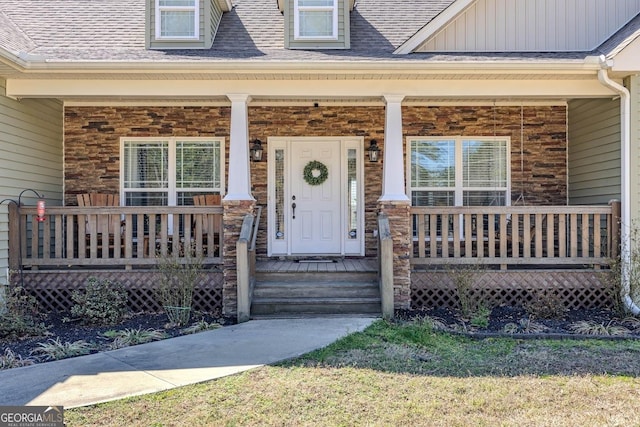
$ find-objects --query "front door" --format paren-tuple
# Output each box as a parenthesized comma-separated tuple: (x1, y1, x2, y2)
(290, 140, 341, 254)
(268, 137, 364, 256)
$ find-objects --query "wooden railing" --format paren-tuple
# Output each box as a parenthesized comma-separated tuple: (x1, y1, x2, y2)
(9, 205, 224, 269)
(410, 202, 620, 269)
(237, 206, 262, 323)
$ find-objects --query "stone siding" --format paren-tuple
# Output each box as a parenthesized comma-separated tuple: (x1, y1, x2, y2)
(404, 106, 568, 205)
(64, 106, 231, 205)
(222, 199, 256, 318)
(378, 201, 411, 309)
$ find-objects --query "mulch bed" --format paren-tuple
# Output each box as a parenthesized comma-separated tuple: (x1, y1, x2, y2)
(3, 306, 640, 370)
(1, 311, 227, 367)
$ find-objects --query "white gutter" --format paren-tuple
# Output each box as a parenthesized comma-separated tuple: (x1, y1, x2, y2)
(596, 55, 640, 315)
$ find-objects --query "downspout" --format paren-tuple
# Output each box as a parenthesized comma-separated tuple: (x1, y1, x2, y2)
(597, 55, 640, 315)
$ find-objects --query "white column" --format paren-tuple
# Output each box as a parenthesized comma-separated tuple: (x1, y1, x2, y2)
(224, 94, 255, 201)
(379, 94, 410, 201)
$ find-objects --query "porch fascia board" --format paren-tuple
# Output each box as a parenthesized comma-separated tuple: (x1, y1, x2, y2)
(6, 78, 618, 100)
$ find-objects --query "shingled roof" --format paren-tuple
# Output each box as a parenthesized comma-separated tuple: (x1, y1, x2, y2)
(0, 0, 635, 65)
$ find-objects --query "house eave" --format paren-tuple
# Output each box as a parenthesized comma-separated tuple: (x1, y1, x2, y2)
(3, 57, 604, 76)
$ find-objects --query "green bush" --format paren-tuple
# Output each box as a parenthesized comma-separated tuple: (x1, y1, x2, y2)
(71, 277, 129, 325)
(0, 285, 46, 340)
(524, 289, 566, 319)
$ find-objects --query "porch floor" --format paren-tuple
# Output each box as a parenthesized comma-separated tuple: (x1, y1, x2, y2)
(255, 258, 377, 273)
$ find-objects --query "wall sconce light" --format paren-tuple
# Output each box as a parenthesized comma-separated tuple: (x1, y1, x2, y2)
(250, 139, 264, 162)
(367, 139, 380, 163)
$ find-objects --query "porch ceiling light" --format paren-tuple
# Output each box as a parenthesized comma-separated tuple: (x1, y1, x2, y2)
(368, 139, 380, 163)
(250, 139, 264, 162)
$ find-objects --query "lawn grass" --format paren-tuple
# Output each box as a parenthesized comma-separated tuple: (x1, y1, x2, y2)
(66, 319, 640, 426)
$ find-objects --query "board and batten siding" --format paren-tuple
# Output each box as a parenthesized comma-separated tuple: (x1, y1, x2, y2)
(285, 0, 350, 49)
(147, 0, 224, 49)
(0, 79, 63, 287)
(567, 98, 621, 206)
(417, 0, 640, 52)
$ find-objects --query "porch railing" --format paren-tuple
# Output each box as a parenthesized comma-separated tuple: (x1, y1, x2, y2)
(9, 205, 224, 269)
(410, 202, 620, 269)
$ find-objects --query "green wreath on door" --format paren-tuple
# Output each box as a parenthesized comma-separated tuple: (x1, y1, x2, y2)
(303, 160, 329, 186)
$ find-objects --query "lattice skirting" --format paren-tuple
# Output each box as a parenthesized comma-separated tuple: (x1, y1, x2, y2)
(411, 270, 615, 310)
(14, 270, 224, 314)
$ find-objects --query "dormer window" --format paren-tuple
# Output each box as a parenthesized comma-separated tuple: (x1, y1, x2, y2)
(155, 0, 199, 40)
(294, 0, 338, 40)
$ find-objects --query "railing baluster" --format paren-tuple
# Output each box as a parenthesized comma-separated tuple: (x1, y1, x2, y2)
(429, 214, 437, 258)
(570, 213, 578, 257)
(546, 214, 555, 258)
(511, 214, 519, 258)
(581, 213, 590, 258)
(441, 214, 449, 258)
(464, 213, 472, 258)
(417, 213, 425, 258)
(558, 214, 566, 257)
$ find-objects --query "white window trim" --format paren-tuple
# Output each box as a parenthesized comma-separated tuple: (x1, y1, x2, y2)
(120, 137, 225, 207)
(155, 0, 200, 41)
(293, 0, 338, 40)
(406, 136, 511, 207)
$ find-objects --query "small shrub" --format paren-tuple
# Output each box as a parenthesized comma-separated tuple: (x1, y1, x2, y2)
(0, 348, 35, 370)
(524, 290, 567, 319)
(32, 338, 95, 361)
(447, 264, 486, 318)
(181, 320, 221, 335)
(156, 248, 204, 326)
(569, 320, 630, 336)
(411, 316, 448, 332)
(470, 305, 491, 329)
(107, 328, 167, 349)
(71, 277, 128, 325)
(0, 286, 46, 340)
(502, 317, 547, 334)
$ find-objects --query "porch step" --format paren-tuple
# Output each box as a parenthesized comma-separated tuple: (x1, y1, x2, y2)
(251, 271, 381, 317)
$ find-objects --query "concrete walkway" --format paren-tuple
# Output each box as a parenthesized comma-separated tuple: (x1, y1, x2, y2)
(0, 317, 376, 408)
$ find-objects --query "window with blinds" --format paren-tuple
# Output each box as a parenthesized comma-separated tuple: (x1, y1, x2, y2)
(122, 137, 224, 207)
(408, 137, 510, 207)
(156, 0, 199, 39)
(294, 0, 338, 39)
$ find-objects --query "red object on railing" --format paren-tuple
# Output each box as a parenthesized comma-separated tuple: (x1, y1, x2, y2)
(36, 199, 46, 222)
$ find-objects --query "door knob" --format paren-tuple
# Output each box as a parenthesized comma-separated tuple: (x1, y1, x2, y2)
(292, 202, 296, 219)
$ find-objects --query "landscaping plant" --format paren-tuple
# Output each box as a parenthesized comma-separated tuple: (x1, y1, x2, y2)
(0, 285, 46, 340)
(32, 337, 95, 361)
(155, 247, 204, 326)
(71, 277, 129, 325)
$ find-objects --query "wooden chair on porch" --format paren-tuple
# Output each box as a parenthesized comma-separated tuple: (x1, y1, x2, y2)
(77, 193, 123, 256)
(192, 194, 222, 256)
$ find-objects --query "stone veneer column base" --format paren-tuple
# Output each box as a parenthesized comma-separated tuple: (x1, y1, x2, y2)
(222, 199, 256, 319)
(377, 200, 411, 310)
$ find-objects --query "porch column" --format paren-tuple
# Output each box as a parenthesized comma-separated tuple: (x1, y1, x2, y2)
(378, 94, 411, 311)
(223, 94, 256, 318)
(380, 95, 410, 202)
(225, 93, 254, 201)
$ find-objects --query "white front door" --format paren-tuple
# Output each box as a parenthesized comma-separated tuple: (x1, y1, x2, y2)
(268, 137, 364, 256)
(290, 140, 341, 254)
